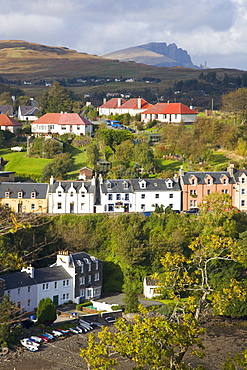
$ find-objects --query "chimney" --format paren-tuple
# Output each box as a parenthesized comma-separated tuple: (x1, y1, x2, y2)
(91, 176, 96, 186)
(103, 98, 106, 105)
(50, 175, 54, 185)
(138, 97, 142, 109)
(56, 251, 70, 267)
(227, 163, 235, 177)
(179, 166, 184, 177)
(118, 98, 121, 107)
(99, 173, 103, 184)
(173, 173, 179, 182)
(21, 265, 35, 279)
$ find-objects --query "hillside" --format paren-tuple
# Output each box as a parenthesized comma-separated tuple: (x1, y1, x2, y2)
(101, 42, 199, 68)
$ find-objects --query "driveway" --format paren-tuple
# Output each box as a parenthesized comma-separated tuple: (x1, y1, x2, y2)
(97, 292, 163, 308)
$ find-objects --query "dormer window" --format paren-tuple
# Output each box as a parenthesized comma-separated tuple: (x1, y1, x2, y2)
(166, 180, 173, 188)
(5, 191, 10, 198)
(207, 179, 211, 185)
(31, 191, 36, 199)
(18, 191, 23, 198)
(242, 177, 246, 184)
(123, 181, 128, 189)
(58, 191, 62, 197)
(107, 181, 112, 189)
(70, 192, 74, 197)
(81, 192, 85, 197)
(139, 180, 146, 189)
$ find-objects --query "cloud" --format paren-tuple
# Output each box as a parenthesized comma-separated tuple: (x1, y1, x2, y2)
(0, 0, 246, 69)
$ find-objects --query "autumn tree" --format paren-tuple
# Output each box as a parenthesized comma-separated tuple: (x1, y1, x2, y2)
(39, 81, 73, 114)
(221, 88, 247, 124)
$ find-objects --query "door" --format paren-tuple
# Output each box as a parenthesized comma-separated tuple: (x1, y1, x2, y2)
(18, 202, 23, 213)
(70, 202, 74, 213)
(53, 295, 59, 305)
(124, 203, 129, 213)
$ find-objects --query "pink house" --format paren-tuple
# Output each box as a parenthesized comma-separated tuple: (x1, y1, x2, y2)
(141, 102, 197, 124)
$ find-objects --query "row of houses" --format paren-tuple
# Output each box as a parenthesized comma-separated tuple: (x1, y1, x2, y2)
(0, 250, 103, 312)
(1, 164, 247, 214)
(98, 98, 198, 124)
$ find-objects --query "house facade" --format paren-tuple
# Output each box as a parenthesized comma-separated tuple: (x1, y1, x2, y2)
(143, 277, 160, 299)
(0, 250, 103, 312)
(18, 106, 39, 121)
(31, 113, 93, 136)
(48, 178, 96, 214)
(141, 102, 198, 124)
(233, 169, 247, 212)
(118, 98, 153, 116)
(99, 179, 134, 213)
(0, 182, 48, 213)
(180, 167, 236, 211)
(98, 98, 126, 116)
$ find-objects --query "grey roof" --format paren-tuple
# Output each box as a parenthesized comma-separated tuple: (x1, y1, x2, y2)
(1, 266, 72, 290)
(145, 276, 160, 286)
(234, 170, 247, 182)
(0, 105, 13, 116)
(131, 178, 181, 192)
(1, 271, 36, 290)
(101, 179, 133, 193)
(49, 180, 94, 194)
(70, 252, 100, 268)
(182, 171, 235, 185)
(34, 265, 72, 283)
(19, 106, 39, 116)
(0, 182, 48, 199)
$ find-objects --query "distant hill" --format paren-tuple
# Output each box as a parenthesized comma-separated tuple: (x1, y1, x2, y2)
(101, 42, 199, 68)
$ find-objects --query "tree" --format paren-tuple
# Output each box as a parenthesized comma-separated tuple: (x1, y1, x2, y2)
(43, 139, 63, 158)
(41, 152, 73, 181)
(37, 297, 57, 325)
(80, 313, 204, 370)
(39, 81, 73, 115)
(0, 92, 13, 106)
(0, 294, 22, 347)
(86, 143, 100, 169)
(221, 88, 247, 124)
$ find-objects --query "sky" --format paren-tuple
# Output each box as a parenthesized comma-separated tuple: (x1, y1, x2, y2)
(1, 0, 247, 70)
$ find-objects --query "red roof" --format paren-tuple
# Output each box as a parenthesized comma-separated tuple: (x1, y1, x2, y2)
(120, 98, 153, 110)
(34, 113, 92, 125)
(142, 103, 197, 115)
(0, 115, 22, 126)
(141, 103, 168, 114)
(99, 98, 126, 109)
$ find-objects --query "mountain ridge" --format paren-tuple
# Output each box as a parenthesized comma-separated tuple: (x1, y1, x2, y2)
(101, 42, 199, 68)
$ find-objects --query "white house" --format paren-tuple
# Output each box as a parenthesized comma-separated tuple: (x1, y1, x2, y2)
(98, 98, 126, 116)
(118, 98, 152, 116)
(0, 115, 22, 133)
(99, 179, 134, 213)
(143, 277, 161, 299)
(131, 178, 182, 213)
(233, 169, 247, 212)
(18, 106, 39, 121)
(31, 113, 93, 136)
(141, 102, 198, 124)
(48, 177, 95, 214)
(0, 250, 103, 311)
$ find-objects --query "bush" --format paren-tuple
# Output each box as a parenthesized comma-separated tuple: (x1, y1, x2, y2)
(76, 301, 92, 311)
(37, 298, 57, 325)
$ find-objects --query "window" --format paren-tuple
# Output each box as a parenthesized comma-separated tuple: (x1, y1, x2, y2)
(223, 179, 227, 184)
(141, 182, 145, 188)
(81, 203, 85, 210)
(241, 200, 246, 207)
(31, 204, 35, 210)
(242, 177, 246, 184)
(42, 283, 49, 290)
(80, 289, 85, 297)
(207, 190, 211, 195)
(125, 194, 129, 201)
(81, 264, 84, 273)
(28, 299, 31, 307)
(222, 189, 228, 194)
(169, 194, 173, 198)
(77, 125, 80, 130)
(108, 194, 113, 201)
(54, 282, 57, 289)
(108, 204, 114, 212)
(95, 260, 98, 270)
(116, 194, 121, 200)
(191, 179, 195, 185)
(207, 179, 211, 185)
(66, 293, 69, 299)
(88, 275, 92, 283)
(62, 294, 66, 300)
(63, 280, 66, 286)
(31, 191, 36, 199)
(58, 191, 62, 197)
(18, 288, 20, 294)
(169, 204, 173, 208)
(88, 262, 91, 272)
(242, 189, 246, 195)
(61, 125, 66, 130)
(66, 280, 69, 285)
(190, 190, 197, 195)
(5, 191, 10, 198)
(81, 192, 85, 197)
(70, 192, 74, 197)
(80, 276, 85, 285)
(141, 194, 145, 199)
(28, 286, 31, 293)
(141, 204, 145, 210)
(123, 182, 128, 189)
(107, 182, 112, 189)
(57, 203, 62, 209)
(155, 194, 159, 199)
(94, 272, 100, 281)
(167, 181, 172, 188)
(18, 191, 23, 198)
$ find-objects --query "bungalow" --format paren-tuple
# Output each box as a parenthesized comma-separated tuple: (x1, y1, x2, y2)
(98, 98, 126, 116)
(18, 106, 39, 121)
(118, 97, 153, 116)
(141, 102, 198, 124)
(0, 115, 22, 133)
(31, 112, 93, 136)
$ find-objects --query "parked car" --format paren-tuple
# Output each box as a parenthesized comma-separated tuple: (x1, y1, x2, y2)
(185, 208, 199, 214)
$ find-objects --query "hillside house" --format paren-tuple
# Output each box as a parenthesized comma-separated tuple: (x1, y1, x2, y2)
(118, 97, 153, 116)
(141, 102, 198, 124)
(98, 98, 126, 116)
(0, 105, 13, 116)
(0, 115, 22, 133)
(18, 106, 39, 121)
(31, 113, 93, 136)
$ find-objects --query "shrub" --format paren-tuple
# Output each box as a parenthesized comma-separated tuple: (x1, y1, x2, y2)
(37, 298, 57, 325)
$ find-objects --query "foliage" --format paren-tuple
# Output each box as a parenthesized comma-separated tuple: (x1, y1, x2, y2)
(0, 294, 21, 346)
(86, 143, 100, 169)
(41, 152, 73, 181)
(80, 314, 204, 370)
(37, 297, 57, 325)
(39, 81, 73, 115)
(221, 88, 247, 124)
